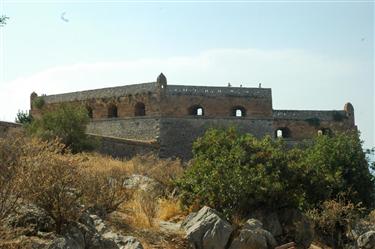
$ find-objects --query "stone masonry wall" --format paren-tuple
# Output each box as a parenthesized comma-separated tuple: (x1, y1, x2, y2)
(86, 117, 160, 141)
(0, 121, 22, 138)
(91, 135, 159, 159)
(158, 117, 274, 160)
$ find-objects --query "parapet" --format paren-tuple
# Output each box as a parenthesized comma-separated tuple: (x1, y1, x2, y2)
(273, 110, 348, 121)
(166, 85, 272, 98)
(41, 82, 157, 104)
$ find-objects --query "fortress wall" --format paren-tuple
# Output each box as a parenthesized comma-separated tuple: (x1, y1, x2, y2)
(159, 117, 273, 160)
(43, 82, 157, 104)
(33, 92, 162, 119)
(0, 121, 22, 138)
(86, 117, 160, 141)
(160, 95, 273, 118)
(166, 85, 271, 98)
(273, 110, 348, 121)
(90, 135, 159, 159)
(273, 119, 354, 140)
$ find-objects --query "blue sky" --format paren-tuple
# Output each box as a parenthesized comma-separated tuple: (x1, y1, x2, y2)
(0, 0, 374, 148)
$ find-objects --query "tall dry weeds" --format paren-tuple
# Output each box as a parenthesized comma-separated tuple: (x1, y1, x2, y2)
(0, 134, 24, 222)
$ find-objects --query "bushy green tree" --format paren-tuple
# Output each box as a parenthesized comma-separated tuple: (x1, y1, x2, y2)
(0, 16, 9, 26)
(177, 127, 305, 217)
(26, 104, 96, 153)
(15, 110, 33, 124)
(177, 128, 375, 218)
(298, 132, 375, 209)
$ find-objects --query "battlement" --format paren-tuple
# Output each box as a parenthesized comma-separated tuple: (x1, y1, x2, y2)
(166, 85, 271, 98)
(43, 82, 157, 104)
(273, 110, 348, 121)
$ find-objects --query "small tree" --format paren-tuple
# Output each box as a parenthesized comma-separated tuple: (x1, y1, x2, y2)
(0, 16, 9, 27)
(20, 138, 82, 234)
(27, 104, 96, 153)
(299, 132, 375, 209)
(15, 110, 33, 124)
(177, 127, 304, 217)
(0, 134, 24, 222)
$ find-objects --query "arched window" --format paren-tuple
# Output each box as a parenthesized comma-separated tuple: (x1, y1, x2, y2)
(86, 106, 93, 119)
(134, 102, 146, 116)
(275, 127, 291, 139)
(188, 105, 204, 116)
(231, 106, 246, 117)
(108, 104, 118, 118)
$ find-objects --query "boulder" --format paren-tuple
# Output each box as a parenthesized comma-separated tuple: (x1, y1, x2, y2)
(74, 222, 118, 249)
(103, 232, 144, 249)
(6, 203, 55, 235)
(181, 206, 233, 249)
(351, 219, 375, 240)
(48, 236, 84, 249)
(357, 231, 375, 249)
(250, 210, 283, 237)
(229, 219, 277, 249)
(278, 208, 314, 249)
(123, 174, 163, 197)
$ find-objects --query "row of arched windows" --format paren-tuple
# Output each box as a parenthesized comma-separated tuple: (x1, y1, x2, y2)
(86, 102, 146, 119)
(188, 105, 247, 117)
(87, 103, 246, 119)
(275, 127, 332, 139)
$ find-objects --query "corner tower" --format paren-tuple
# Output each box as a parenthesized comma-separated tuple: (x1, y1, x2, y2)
(156, 73, 167, 95)
(344, 102, 355, 126)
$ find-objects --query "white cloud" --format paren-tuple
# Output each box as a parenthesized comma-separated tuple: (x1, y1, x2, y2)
(0, 48, 373, 147)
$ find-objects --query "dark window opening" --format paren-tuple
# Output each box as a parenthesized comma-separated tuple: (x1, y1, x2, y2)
(108, 104, 118, 118)
(188, 105, 204, 116)
(231, 106, 246, 117)
(318, 128, 332, 136)
(135, 102, 146, 116)
(275, 127, 291, 138)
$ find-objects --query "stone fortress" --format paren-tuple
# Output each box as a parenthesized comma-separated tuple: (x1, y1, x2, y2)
(30, 73, 356, 160)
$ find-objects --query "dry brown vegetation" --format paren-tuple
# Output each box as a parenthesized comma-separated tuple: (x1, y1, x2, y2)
(0, 132, 187, 247)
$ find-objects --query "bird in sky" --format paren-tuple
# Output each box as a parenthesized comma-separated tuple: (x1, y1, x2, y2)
(61, 12, 69, 23)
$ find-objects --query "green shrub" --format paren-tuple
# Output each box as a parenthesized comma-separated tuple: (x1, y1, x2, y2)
(177, 128, 375, 218)
(26, 104, 97, 153)
(177, 127, 305, 218)
(298, 131, 375, 209)
(15, 110, 33, 124)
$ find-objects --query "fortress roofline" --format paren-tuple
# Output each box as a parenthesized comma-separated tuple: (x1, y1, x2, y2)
(41, 81, 157, 104)
(37, 79, 272, 104)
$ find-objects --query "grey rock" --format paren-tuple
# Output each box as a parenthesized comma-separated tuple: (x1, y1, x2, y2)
(123, 174, 163, 196)
(6, 203, 55, 235)
(103, 232, 144, 249)
(250, 210, 283, 237)
(181, 206, 233, 249)
(74, 222, 118, 249)
(159, 220, 182, 234)
(48, 237, 84, 249)
(351, 219, 375, 240)
(63, 225, 85, 249)
(229, 219, 277, 249)
(357, 231, 375, 249)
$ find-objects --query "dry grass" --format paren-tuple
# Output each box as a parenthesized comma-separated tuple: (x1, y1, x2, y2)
(0, 133, 187, 248)
(157, 198, 185, 222)
(125, 154, 185, 192)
